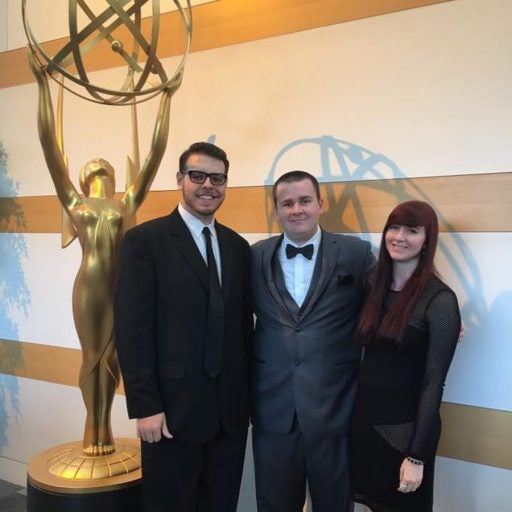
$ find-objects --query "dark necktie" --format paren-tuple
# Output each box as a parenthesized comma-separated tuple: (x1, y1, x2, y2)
(203, 227, 224, 377)
(286, 243, 314, 260)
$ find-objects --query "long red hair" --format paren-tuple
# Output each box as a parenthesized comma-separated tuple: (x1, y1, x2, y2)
(357, 200, 439, 345)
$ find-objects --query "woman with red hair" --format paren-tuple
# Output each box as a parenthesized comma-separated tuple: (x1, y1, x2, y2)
(351, 200, 461, 512)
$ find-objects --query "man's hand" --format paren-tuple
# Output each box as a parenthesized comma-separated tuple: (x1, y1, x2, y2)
(397, 458, 423, 493)
(137, 412, 173, 443)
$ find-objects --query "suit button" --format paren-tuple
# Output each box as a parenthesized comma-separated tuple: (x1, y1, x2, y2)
(295, 327, 301, 332)
(294, 359, 301, 366)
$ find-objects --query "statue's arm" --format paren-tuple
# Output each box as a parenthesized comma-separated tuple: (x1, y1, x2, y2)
(124, 71, 182, 211)
(27, 49, 81, 212)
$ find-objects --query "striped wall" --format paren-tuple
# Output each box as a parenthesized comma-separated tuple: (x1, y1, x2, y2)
(1, 0, 511, 510)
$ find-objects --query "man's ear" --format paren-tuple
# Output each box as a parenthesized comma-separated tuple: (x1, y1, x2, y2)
(272, 203, 279, 221)
(176, 171, 183, 188)
(319, 197, 324, 212)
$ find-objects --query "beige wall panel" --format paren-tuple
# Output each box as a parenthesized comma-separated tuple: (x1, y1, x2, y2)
(0, 338, 81, 388)
(1, 339, 509, 470)
(0, 0, 450, 89)
(162, 0, 512, 185)
(0, 2, 7, 53)
(0, 338, 124, 393)
(3, 0, 510, 198)
(439, 402, 512, 470)
(7, 0, 214, 51)
(2, 173, 511, 234)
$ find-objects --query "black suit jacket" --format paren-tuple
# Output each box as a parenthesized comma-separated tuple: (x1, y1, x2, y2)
(114, 207, 252, 443)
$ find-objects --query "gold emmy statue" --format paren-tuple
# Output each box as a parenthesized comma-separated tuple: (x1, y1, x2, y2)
(23, 1, 191, 507)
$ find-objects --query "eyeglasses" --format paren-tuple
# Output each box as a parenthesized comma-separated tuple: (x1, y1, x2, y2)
(180, 169, 227, 186)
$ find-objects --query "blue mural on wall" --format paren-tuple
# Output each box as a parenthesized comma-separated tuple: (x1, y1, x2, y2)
(264, 135, 488, 333)
(0, 141, 30, 450)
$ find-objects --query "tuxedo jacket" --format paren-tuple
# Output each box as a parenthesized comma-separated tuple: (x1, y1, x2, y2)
(251, 230, 375, 437)
(114, 208, 252, 443)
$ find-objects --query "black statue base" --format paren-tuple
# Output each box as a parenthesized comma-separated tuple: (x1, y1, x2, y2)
(27, 439, 142, 512)
(27, 478, 142, 512)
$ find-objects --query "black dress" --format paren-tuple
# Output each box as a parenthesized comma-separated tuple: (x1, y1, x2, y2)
(351, 276, 460, 512)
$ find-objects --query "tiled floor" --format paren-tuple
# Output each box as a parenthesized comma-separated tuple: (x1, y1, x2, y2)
(0, 479, 26, 512)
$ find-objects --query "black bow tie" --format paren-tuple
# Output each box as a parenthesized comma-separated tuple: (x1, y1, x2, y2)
(286, 243, 314, 260)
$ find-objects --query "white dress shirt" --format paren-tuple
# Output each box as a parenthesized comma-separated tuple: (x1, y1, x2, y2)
(178, 203, 222, 285)
(278, 227, 321, 307)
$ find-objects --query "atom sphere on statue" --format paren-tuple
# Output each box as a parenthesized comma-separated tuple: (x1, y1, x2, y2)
(22, 0, 192, 105)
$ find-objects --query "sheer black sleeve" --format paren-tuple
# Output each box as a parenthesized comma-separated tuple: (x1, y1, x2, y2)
(407, 288, 461, 460)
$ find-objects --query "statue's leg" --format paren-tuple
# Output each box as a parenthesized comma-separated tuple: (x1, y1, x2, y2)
(78, 359, 101, 454)
(73, 274, 118, 455)
(96, 337, 120, 452)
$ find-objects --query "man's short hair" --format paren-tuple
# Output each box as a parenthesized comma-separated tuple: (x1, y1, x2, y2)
(272, 170, 321, 205)
(179, 142, 230, 174)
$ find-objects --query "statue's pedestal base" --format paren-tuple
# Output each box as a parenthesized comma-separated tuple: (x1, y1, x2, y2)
(27, 480, 142, 512)
(27, 438, 142, 512)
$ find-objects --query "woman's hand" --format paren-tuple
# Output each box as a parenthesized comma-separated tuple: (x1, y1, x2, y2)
(397, 458, 424, 493)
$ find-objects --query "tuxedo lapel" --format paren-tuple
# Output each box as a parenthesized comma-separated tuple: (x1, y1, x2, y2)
(261, 236, 296, 325)
(167, 208, 209, 291)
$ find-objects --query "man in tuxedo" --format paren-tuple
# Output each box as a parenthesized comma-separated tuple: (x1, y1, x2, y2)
(251, 170, 376, 512)
(115, 142, 252, 512)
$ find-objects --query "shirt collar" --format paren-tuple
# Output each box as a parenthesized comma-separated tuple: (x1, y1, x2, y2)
(282, 225, 322, 249)
(178, 203, 216, 239)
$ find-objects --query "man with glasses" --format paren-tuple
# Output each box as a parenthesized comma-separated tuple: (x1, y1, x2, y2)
(115, 142, 253, 512)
